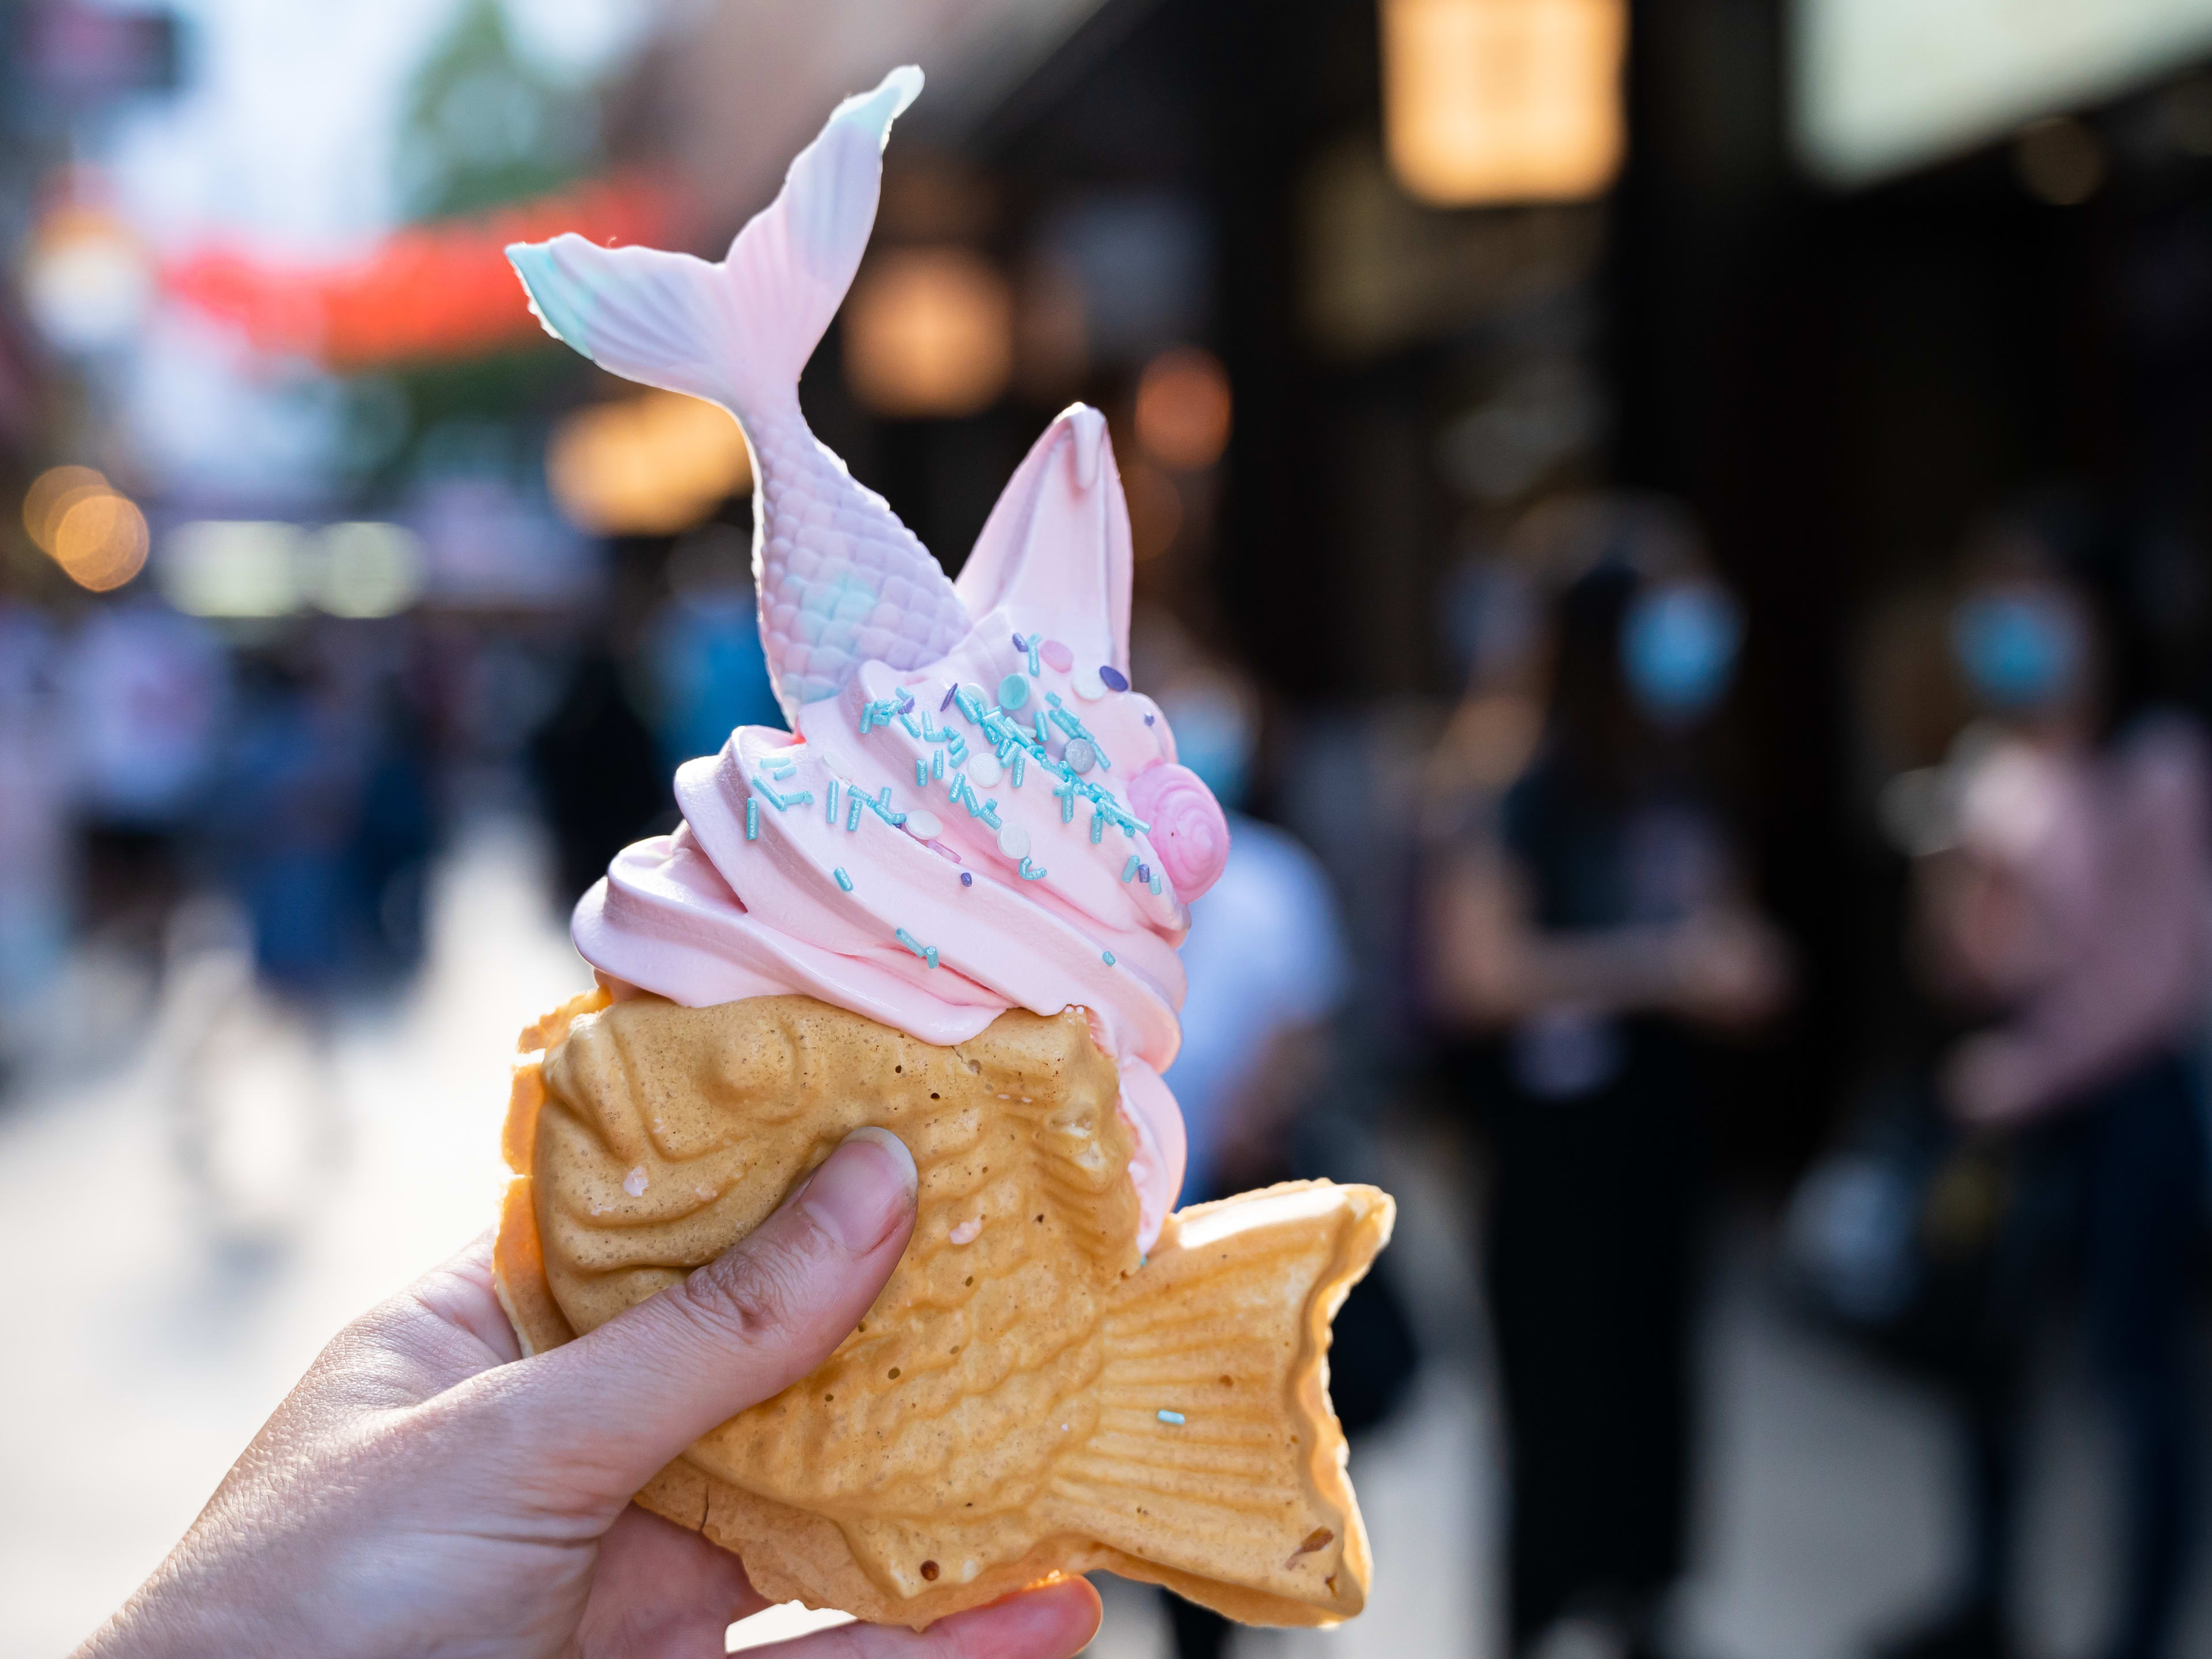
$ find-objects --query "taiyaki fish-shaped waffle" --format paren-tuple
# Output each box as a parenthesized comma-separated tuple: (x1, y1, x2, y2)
(495, 990, 1394, 1628)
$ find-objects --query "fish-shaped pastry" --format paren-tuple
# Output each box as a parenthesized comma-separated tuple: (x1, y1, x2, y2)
(491, 63, 1397, 1630)
(496, 991, 1392, 1629)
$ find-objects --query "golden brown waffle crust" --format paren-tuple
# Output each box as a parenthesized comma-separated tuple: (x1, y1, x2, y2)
(493, 989, 1389, 1630)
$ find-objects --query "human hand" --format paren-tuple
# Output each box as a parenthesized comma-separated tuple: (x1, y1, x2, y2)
(1669, 908, 1791, 1029)
(75, 1128, 1103, 1659)
(1940, 1031, 2045, 1127)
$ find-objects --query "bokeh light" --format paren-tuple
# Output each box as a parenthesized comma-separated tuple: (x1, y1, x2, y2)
(310, 522, 426, 618)
(51, 490, 149, 591)
(547, 391, 752, 537)
(1134, 346, 1233, 472)
(843, 248, 1014, 418)
(22, 464, 112, 552)
(1380, 0, 1627, 206)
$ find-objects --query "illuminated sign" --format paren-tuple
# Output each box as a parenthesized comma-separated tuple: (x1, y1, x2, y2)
(1796, 0, 2212, 184)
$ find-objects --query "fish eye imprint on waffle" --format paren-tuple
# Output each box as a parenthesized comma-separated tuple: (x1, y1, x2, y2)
(505, 63, 1230, 1250)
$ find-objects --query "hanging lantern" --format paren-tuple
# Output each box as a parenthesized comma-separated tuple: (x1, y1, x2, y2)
(1380, 0, 1628, 207)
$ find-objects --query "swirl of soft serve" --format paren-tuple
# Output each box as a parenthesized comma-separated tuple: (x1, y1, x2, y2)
(508, 67, 1229, 1245)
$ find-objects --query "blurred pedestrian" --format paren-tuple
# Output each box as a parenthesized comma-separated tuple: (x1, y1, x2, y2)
(1424, 501, 1790, 1659)
(1882, 529, 2210, 1659)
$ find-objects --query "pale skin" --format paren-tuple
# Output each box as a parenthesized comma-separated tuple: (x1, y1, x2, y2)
(1429, 843, 1791, 1034)
(74, 1130, 1103, 1659)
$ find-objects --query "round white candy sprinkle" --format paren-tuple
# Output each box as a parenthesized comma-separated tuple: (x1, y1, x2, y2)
(997, 821, 1032, 859)
(967, 751, 1003, 787)
(1072, 666, 1107, 700)
(906, 809, 945, 842)
(1063, 738, 1097, 774)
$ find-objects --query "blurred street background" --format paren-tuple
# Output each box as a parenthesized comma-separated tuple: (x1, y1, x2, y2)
(10, 2, 2212, 1657)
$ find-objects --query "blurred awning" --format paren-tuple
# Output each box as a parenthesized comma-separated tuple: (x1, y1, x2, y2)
(158, 172, 680, 371)
(155, 0, 1119, 373)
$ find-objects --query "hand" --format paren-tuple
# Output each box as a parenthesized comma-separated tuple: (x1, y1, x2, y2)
(1941, 1031, 2045, 1127)
(75, 1129, 1103, 1659)
(1669, 908, 1791, 1029)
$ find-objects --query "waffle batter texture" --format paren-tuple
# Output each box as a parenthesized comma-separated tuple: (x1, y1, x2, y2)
(494, 990, 1392, 1629)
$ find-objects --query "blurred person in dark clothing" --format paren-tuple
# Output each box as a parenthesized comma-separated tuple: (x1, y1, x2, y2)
(1880, 530, 2211, 1659)
(1425, 501, 1790, 1659)
(528, 652, 673, 908)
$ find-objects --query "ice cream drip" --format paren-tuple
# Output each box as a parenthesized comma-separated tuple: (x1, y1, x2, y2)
(507, 67, 1229, 1244)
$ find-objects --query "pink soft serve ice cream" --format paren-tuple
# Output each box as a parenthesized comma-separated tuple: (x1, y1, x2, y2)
(508, 66, 1229, 1246)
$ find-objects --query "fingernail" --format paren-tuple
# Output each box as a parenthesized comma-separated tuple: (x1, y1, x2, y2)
(800, 1128, 917, 1255)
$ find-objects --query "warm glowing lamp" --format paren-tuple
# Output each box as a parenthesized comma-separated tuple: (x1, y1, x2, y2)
(1134, 347, 1233, 472)
(843, 248, 1014, 419)
(547, 391, 753, 537)
(1380, 0, 1628, 206)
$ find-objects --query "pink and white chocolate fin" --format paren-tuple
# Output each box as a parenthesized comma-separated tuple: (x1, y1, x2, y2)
(955, 404, 1135, 676)
(506, 66, 972, 724)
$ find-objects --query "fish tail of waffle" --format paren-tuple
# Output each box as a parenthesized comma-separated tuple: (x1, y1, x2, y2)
(505, 66, 920, 421)
(1046, 1180, 1395, 1627)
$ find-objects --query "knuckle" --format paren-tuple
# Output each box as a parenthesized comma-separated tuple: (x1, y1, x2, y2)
(675, 1227, 820, 1351)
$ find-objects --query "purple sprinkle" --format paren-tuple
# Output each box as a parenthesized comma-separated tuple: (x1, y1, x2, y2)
(1011, 632, 1027, 652)
(1099, 665, 1129, 692)
(1145, 713, 1156, 726)
(940, 685, 957, 711)
(899, 694, 915, 714)
(960, 872, 974, 887)
(929, 840, 962, 863)
(1138, 863, 1151, 884)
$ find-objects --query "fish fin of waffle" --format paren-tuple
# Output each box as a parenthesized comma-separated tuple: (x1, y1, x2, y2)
(1043, 1180, 1394, 1626)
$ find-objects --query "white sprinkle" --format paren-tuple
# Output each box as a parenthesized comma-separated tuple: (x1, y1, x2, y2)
(950, 1217, 982, 1245)
(967, 752, 1003, 787)
(1073, 666, 1106, 700)
(906, 809, 945, 842)
(997, 821, 1032, 859)
(623, 1167, 648, 1197)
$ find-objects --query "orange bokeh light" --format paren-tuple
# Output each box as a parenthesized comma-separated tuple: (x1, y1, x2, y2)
(1134, 347, 1233, 472)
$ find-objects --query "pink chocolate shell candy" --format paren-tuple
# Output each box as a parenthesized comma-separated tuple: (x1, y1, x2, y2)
(1126, 762, 1230, 902)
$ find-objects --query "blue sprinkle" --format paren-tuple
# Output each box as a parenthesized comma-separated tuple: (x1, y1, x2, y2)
(895, 927, 939, 969)
(1103, 950, 1116, 965)
(933, 749, 945, 781)
(746, 798, 759, 840)
(846, 795, 863, 832)
(1060, 790, 1075, 824)
(916, 759, 929, 787)
(1099, 665, 1129, 692)
(1019, 858, 1048, 881)
(834, 868, 854, 892)
(1027, 639, 1041, 676)
(1122, 855, 1141, 881)
(960, 871, 974, 887)
(765, 755, 797, 778)
(826, 780, 839, 823)
(1157, 1410, 1185, 1426)
(999, 673, 1031, 711)
(1035, 711, 1050, 745)
(898, 710, 922, 738)
(1090, 812, 1105, 844)
(1150, 871, 1164, 895)
(1010, 753, 1026, 789)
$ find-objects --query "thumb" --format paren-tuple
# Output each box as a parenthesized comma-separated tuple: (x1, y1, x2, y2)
(491, 1126, 917, 1509)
